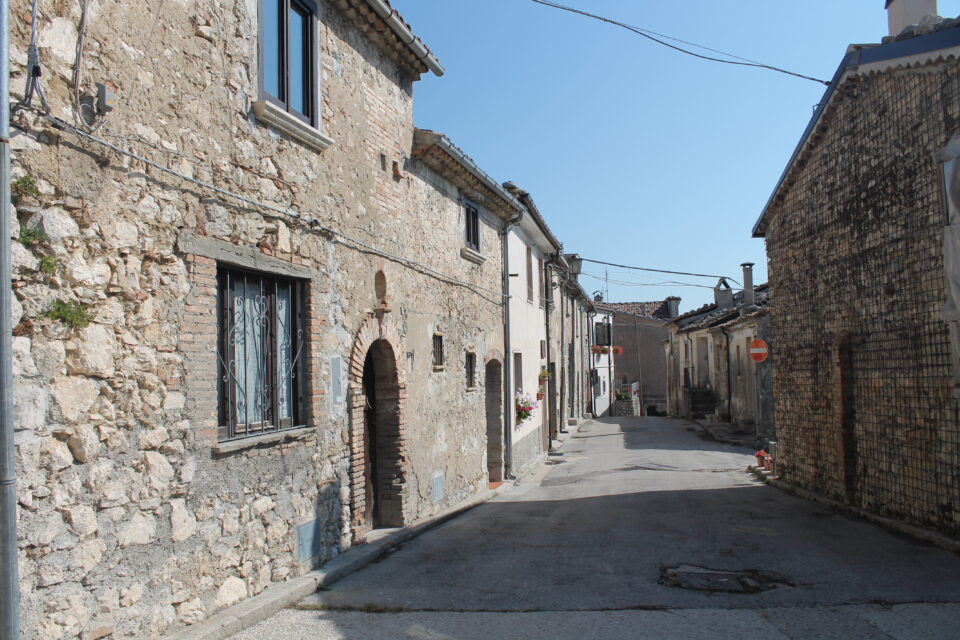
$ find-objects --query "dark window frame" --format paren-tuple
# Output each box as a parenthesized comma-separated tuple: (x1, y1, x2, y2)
(537, 257, 544, 308)
(433, 334, 445, 370)
(217, 265, 308, 442)
(464, 202, 480, 251)
(526, 247, 534, 303)
(465, 351, 477, 389)
(258, 0, 319, 127)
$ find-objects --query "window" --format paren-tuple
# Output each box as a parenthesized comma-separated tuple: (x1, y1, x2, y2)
(537, 258, 544, 308)
(526, 247, 534, 303)
(595, 322, 611, 346)
(465, 203, 480, 251)
(433, 334, 444, 369)
(261, 0, 317, 125)
(465, 352, 476, 389)
(217, 266, 306, 441)
(513, 353, 523, 393)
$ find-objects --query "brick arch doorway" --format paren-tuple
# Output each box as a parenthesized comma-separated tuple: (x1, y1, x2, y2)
(485, 358, 504, 483)
(349, 315, 408, 539)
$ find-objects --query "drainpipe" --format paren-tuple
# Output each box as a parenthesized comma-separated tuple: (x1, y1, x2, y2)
(543, 259, 552, 448)
(0, 0, 21, 634)
(501, 209, 523, 479)
(607, 315, 613, 415)
(557, 269, 566, 432)
(633, 315, 645, 416)
(587, 311, 597, 418)
(722, 328, 733, 422)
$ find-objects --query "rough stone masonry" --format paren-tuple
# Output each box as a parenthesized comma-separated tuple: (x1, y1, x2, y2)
(7, 1, 515, 637)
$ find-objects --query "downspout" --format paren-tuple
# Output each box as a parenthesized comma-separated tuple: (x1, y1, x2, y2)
(543, 260, 551, 448)
(556, 267, 566, 432)
(607, 315, 613, 414)
(501, 209, 523, 479)
(0, 0, 21, 634)
(633, 315, 645, 416)
(587, 311, 597, 418)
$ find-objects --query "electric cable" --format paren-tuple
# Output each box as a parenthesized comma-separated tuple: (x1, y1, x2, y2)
(29, 110, 507, 303)
(578, 258, 740, 285)
(527, 0, 831, 86)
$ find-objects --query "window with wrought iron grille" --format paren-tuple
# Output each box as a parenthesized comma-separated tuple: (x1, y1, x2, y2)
(465, 351, 476, 388)
(217, 266, 306, 441)
(433, 334, 445, 370)
(464, 202, 480, 251)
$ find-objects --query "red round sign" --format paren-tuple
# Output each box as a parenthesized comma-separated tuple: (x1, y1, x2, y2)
(749, 339, 769, 363)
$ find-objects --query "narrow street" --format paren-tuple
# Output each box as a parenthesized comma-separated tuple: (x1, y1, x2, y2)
(231, 417, 960, 639)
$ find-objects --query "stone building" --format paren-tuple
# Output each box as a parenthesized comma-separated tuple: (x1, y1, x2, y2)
(664, 265, 774, 443)
(6, 1, 524, 637)
(753, 2, 960, 536)
(595, 298, 678, 415)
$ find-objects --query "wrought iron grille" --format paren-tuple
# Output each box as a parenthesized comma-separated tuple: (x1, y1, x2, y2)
(217, 267, 306, 441)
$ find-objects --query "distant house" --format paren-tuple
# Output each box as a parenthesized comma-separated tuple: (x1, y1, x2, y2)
(664, 265, 774, 444)
(753, 2, 960, 536)
(595, 298, 679, 414)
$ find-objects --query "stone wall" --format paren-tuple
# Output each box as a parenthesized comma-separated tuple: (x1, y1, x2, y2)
(764, 59, 960, 537)
(8, 1, 506, 637)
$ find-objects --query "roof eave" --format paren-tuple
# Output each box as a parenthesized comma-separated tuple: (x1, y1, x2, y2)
(754, 26, 960, 238)
(412, 130, 524, 219)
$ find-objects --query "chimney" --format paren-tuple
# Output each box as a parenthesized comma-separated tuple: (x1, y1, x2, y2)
(741, 262, 756, 308)
(665, 296, 681, 319)
(886, 0, 938, 37)
(714, 279, 734, 309)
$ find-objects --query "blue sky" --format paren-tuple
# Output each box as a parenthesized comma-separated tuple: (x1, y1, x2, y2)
(391, 0, 960, 312)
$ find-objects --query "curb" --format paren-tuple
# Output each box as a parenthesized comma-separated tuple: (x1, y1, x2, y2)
(749, 467, 960, 555)
(163, 453, 548, 640)
(694, 419, 758, 449)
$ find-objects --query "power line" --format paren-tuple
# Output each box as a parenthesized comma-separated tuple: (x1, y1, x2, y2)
(579, 258, 740, 285)
(526, 0, 831, 86)
(27, 110, 506, 303)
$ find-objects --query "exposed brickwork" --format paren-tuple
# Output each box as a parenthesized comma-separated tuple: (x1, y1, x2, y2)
(764, 59, 960, 536)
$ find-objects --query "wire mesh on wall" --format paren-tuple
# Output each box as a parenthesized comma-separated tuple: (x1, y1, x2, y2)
(765, 61, 960, 537)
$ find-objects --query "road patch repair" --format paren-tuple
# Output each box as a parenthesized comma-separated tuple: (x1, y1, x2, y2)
(659, 564, 793, 594)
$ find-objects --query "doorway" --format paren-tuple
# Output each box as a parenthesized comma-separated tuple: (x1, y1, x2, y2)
(359, 339, 404, 529)
(485, 360, 503, 483)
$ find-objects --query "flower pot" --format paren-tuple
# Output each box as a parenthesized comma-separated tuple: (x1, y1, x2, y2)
(536, 392, 544, 401)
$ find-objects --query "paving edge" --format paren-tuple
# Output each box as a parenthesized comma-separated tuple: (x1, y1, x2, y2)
(749, 467, 960, 555)
(163, 467, 534, 640)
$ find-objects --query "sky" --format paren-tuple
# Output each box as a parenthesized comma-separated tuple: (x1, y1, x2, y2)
(390, 0, 960, 313)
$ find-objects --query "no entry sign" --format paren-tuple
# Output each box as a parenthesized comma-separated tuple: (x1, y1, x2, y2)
(749, 339, 769, 363)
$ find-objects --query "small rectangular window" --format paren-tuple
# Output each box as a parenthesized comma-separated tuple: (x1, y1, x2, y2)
(465, 352, 476, 388)
(261, 0, 317, 124)
(537, 258, 544, 308)
(465, 203, 480, 251)
(433, 334, 444, 369)
(217, 266, 306, 441)
(526, 247, 534, 303)
(513, 353, 523, 393)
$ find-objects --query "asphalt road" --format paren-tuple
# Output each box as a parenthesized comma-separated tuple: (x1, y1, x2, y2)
(231, 417, 960, 639)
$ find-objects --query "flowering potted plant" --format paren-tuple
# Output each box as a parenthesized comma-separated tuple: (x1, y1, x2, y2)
(590, 345, 603, 355)
(515, 391, 538, 423)
(611, 345, 624, 356)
